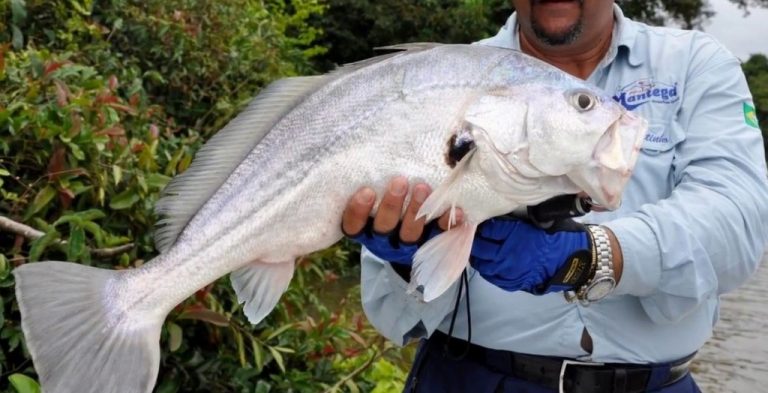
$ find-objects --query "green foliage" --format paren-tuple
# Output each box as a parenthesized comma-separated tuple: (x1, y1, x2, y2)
(311, 0, 512, 70)
(7, 373, 40, 393)
(0, 0, 413, 391)
(742, 53, 768, 152)
(7, 0, 326, 137)
(616, 0, 714, 29)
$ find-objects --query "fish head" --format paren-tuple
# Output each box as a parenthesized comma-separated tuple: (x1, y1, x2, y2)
(462, 81, 647, 210)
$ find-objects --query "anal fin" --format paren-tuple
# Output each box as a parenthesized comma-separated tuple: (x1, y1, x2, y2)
(230, 261, 295, 325)
(408, 222, 478, 302)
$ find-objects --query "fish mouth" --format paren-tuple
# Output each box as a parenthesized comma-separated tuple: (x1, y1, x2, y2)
(568, 111, 648, 210)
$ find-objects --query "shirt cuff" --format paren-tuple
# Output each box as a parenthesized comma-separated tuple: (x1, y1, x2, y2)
(603, 216, 662, 297)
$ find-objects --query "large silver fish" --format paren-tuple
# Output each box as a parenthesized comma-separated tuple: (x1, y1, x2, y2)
(14, 43, 646, 393)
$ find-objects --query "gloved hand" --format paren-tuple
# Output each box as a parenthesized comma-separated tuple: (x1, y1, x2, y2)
(470, 217, 591, 294)
(345, 218, 441, 265)
(341, 177, 457, 266)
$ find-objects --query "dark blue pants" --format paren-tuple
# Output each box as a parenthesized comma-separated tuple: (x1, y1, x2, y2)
(403, 340, 702, 393)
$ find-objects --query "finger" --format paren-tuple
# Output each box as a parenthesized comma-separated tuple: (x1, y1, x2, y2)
(399, 183, 431, 243)
(341, 187, 376, 236)
(373, 176, 409, 233)
(437, 207, 464, 231)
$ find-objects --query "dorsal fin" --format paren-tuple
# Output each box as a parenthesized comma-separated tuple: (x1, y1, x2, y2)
(373, 42, 444, 52)
(154, 76, 327, 252)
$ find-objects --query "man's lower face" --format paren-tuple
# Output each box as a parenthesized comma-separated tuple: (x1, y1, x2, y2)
(530, 0, 584, 45)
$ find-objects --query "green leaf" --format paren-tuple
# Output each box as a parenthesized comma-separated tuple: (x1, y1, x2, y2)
(112, 18, 123, 31)
(11, 26, 23, 50)
(344, 380, 360, 393)
(147, 173, 171, 190)
(52, 213, 83, 227)
(235, 330, 246, 366)
(142, 70, 166, 84)
(24, 185, 56, 220)
(0, 169, 10, 176)
(271, 346, 295, 354)
(8, 374, 40, 393)
(81, 221, 104, 247)
(67, 182, 92, 196)
(10, 0, 27, 26)
(268, 346, 286, 373)
(0, 254, 9, 281)
(66, 142, 85, 161)
(74, 209, 106, 222)
(178, 309, 229, 327)
(168, 322, 182, 352)
(31, 218, 54, 233)
(265, 323, 295, 341)
(254, 381, 271, 393)
(66, 226, 85, 260)
(68, 0, 93, 16)
(112, 165, 122, 185)
(109, 189, 140, 210)
(29, 230, 59, 261)
(252, 338, 264, 371)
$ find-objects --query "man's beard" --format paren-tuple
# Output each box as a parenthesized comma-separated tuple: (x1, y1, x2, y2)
(529, 0, 584, 46)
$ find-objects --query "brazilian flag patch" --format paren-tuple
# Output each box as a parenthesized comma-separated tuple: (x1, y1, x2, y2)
(744, 102, 759, 129)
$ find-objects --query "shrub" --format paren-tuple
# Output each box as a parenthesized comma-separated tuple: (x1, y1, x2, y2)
(0, 1, 411, 391)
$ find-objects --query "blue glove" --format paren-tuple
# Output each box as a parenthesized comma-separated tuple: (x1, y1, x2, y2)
(470, 217, 591, 294)
(345, 218, 441, 265)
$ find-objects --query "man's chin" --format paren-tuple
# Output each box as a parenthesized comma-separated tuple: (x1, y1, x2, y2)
(531, 22, 583, 46)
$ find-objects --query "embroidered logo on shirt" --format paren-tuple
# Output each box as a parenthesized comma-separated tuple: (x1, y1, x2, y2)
(613, 79, 679, 110)
(644, 133, 670, 144)
(744, 102, 760, 129)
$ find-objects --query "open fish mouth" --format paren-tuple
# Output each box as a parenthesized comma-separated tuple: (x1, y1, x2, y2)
(573, 111, 648, 210)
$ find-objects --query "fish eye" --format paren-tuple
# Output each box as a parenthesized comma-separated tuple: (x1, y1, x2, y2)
(570, 91, 597, 111)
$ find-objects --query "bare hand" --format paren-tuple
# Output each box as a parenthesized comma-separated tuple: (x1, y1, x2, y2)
(341, 176, 463, 242)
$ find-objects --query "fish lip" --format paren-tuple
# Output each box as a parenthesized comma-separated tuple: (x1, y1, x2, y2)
(584, 111, 648, 210)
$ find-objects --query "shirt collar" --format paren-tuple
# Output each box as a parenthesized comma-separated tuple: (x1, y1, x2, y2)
(498, 4, 643, 67)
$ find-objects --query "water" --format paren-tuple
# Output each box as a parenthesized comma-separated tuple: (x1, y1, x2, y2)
(692, 256, 768, 392)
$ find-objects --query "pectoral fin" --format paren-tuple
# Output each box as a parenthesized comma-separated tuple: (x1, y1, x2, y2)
(408, 222, 478, 302)
(416, 148, 476, 223)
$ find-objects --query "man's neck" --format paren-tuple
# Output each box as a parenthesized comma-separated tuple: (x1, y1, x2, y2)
(519, 24, 614, 80)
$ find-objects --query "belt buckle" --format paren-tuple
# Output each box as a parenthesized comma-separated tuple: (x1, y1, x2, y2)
(558, 359, 605, 393)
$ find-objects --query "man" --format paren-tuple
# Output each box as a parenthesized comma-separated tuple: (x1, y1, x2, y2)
(341, 1, 768, 392)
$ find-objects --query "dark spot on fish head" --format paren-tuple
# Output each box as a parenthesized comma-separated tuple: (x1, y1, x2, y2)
(446, 123, 476, 168)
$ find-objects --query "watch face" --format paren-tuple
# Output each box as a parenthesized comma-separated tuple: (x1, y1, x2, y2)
(586, 277, 616, 301)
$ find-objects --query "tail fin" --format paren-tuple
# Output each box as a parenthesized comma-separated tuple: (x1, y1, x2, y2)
(14, 262, 163, 393)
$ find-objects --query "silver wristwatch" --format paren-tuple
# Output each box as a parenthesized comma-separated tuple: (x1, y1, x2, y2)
(566, 225, 616, 306)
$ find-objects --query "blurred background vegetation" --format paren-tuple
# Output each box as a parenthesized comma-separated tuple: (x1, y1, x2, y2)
(0, 0, 766, 392)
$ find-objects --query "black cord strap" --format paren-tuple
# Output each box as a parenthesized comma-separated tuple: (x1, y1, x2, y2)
(443, 269, 472, 360)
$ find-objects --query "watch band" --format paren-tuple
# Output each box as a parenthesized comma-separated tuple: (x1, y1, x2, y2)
(577, 225, 615, 305)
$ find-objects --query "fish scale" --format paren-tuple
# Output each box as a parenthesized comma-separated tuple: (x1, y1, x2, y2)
(13, 43, 647, 393)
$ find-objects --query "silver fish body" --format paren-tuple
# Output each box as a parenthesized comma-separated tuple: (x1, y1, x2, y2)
(13, 44, 647, 393)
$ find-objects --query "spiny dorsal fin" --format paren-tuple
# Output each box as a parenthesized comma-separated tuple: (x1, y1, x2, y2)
(329, 42, 444, 74)
(373, 42, 444, 52)
(154, 76, 327, 252)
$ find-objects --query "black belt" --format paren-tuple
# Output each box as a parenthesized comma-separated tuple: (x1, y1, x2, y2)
(429, 331, 693, 393)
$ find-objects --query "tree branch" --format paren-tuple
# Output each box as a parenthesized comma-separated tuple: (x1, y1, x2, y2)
(0, 216, 134, 258)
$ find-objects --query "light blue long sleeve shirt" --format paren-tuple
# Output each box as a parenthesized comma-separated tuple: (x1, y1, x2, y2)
(360, 5, 768, 364)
